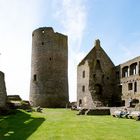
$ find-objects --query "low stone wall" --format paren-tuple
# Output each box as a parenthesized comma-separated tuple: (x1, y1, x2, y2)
(86, 108, 110, 115)
(7, 95, 22, 101)
(78, 107, 136, 115)
(110, 107, 135, 115)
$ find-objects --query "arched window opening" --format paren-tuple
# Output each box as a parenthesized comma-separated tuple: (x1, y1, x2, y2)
(130, 63, 137, 75)
(95, 60, 102, 70)
(122, 66, 128, 77)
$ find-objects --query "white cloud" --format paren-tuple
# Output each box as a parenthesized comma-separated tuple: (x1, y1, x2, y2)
(53, 0, 87, 51)
(53, 0, 87, 101)
(0, 0, 40, 100)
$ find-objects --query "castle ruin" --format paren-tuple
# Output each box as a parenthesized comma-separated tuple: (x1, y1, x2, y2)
(77, 39, 140, 109)
(120, 56, 140, 107)
(77, 40, 121, 109)
(30, 27, 69, 107)
(0, 71, 7, 108)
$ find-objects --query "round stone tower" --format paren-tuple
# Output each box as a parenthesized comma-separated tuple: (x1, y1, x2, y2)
(30, 27, 69, 107)
(0, 71, 7, 108)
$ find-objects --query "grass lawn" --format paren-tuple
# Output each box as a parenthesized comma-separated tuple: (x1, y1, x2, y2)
(0, 109, 140, 140)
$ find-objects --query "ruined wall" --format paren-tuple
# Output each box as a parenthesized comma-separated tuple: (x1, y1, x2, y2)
(89, 40, 116, 107)
(77, 61, 92, 108)
(77, 39, 140, 109)
(77, 40, 118, 108)
(30, 27, 69, 107)
(120, 56, 140, 107)
(0, 71, 7, 108)
(113, 65, 122, 106)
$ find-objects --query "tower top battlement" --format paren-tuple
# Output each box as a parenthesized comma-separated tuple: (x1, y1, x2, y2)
(32, 27, 67, 38)
(32, 27, 54, 35)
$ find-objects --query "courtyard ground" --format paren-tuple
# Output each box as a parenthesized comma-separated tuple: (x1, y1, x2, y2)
(0, 109, 140, 140)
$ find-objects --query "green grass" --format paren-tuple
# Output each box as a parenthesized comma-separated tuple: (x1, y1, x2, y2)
(0, 109, 140, 140)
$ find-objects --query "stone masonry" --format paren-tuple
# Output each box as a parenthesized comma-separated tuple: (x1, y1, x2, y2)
(77, 39, 121, 109)
(120, 56, 140, 107)
(0, 71, 7, 108)
(77, 40, 119, 108)
(30, 27, 69, 108)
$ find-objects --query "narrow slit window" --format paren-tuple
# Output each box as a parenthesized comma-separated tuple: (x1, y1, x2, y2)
(122, 66, 128, 77)
(82, 85, 85, 92)
(42, 42, 44, 45)
(83, 71, 85, 78)
(33, 74, 37, 81)
(134, 82, 137, 92)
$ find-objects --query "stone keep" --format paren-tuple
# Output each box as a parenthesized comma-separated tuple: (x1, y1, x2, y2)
(30, 27, 69, 107)
(0, 71, 7, 108)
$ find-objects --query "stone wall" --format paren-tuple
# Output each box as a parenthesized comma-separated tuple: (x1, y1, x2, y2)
(77, 40, 119, 108)
(120, 56, 140, 107)
(77, 39, 140, 109)
(30, 27, 69, 107)
(0, 71, 7, 108)
(77, 60, 92, 108)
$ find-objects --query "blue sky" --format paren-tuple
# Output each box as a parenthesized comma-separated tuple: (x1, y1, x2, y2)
(0, 0, 140, 101)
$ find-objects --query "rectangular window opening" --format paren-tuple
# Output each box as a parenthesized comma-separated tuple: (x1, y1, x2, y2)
(33, 74, 37, 81)
(134, 82, 137, 92)
(128, 83, 133, 90)
(82, 85, 85, 92)
(83, 71, 85, 78)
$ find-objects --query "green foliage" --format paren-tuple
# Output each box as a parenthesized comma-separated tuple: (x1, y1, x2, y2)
(0, 109, 140, 140)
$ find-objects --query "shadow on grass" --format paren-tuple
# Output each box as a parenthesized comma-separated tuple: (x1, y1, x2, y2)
(0, 110, 45, 140)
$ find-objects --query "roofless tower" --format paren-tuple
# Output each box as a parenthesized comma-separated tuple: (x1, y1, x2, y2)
(30, 27, 69, 107)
